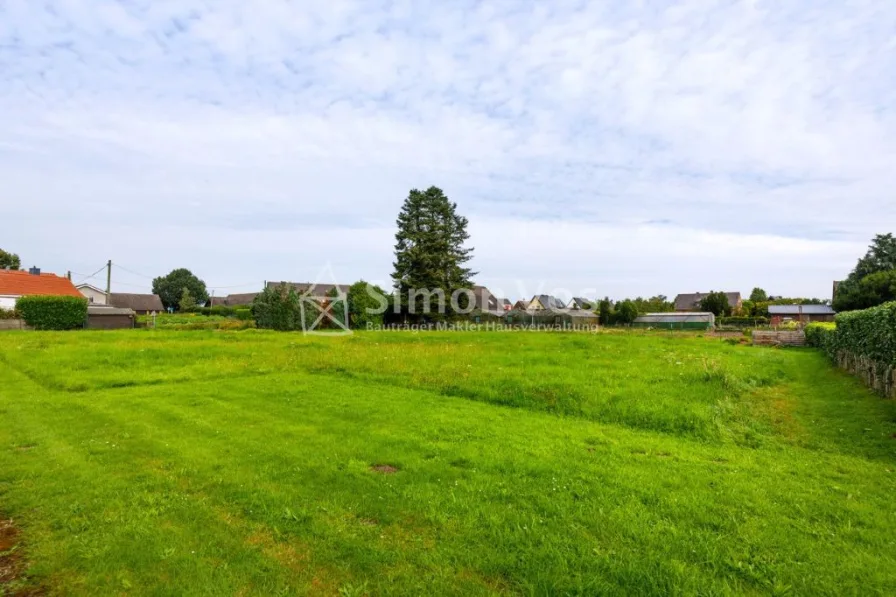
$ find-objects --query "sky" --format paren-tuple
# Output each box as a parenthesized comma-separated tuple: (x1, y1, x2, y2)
(1, 0, 894, 302)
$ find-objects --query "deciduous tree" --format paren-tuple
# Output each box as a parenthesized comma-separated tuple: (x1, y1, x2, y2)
(0, 248, 20, 270)
(699, 291, 731, 316)
(152, 268, 209, 311)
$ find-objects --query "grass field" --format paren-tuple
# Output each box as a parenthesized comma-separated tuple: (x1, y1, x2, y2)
(1, 330, 895, 595)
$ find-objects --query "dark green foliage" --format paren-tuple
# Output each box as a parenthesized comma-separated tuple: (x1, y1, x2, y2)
(833, 233, 896, 312)
(699, 291, 732, 316)
(749, 288, 768, 302)
(194, 306, 253, 320)
(152, 269, 209, 311)
(598, 297, 612, 325)
(807, 302, 896, 365)
(251, 284, 314, 331)
(0, 307, 21, 319)
(179, 288, 197, 312)
(16, 295, 87, 330)
(391, 186, 476, 318)
(718, 316, 769, 327)
(0, 248, 20, 270)
(614, 300, 639, 324)
(346, 281, 389, 329)
(833, 269, 896, 312)
(631, 295, 674, 313)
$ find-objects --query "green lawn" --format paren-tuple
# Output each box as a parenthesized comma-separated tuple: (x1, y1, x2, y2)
(1, 330, 895, 595)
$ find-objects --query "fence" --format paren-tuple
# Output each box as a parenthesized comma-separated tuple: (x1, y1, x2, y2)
(0, 319, 28, 330)
(752, 330, 806, 347)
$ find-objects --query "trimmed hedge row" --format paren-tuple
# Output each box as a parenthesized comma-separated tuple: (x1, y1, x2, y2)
(193, 305, 253, 320)
(16, 295, 88, 330)
(718, 316, 769, 327)
(806, 301, 896, 364)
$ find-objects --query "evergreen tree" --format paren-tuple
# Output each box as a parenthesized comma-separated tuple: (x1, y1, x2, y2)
(598, 297, 613, 325)
(391, 186, 475, 317)
(178, 288, 196, 312)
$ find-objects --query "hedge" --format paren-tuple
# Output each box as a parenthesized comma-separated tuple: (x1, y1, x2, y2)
(16, 295, 88, 330)
(193, 305, 253, 320)
(718, 316, 769, 327)
(806, 301, 896, 364)
(0, 307, 21, 320)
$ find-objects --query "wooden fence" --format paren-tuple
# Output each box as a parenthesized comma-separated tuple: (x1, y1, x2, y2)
(751, 330, 806, 347)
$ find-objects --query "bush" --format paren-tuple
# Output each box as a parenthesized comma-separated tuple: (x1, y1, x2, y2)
(346, 281, 389, 329)
(805, 322, 837, 358)
(16, 295, 88, 330)
(252, 284, 313, 331)
(718, 316, 769, 327)
(806, 302, 896, 365)
(0, 307, 21, 320)
(193, 305, 254, 319)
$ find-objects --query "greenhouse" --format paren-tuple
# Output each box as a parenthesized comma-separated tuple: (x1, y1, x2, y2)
(631, 312, 715, 330)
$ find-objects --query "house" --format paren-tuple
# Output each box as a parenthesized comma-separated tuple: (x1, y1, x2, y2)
(567, 297, 594, 310)
(768, 305, 835, 325)
(633, 312, 715, 330)
(528, 295, 566, 310)
(470, 285, 508, 316)
(108, 293, 165, 315)
(267, 281, 350, 297)
(209, 292, 259, 307)
(86, 305, 135, 329)
(76, 283, 108, 305)
(673, 292, 742, 312)
(500, 298, 512, 312)
(0, 267, 82, 310)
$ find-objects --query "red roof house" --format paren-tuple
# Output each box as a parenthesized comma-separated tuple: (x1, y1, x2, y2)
(0, 268, 82, 310)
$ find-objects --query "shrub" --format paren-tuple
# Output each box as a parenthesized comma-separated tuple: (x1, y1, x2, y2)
(0, 307, 21, 320)
(718, 316, 769, 327)
(346, 281, 389, 329)
(16, 295, 88, 330)
(252, 283, 313, 331)
(806, 302, 896, 365)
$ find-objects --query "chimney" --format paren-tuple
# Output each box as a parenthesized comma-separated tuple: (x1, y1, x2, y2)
(28, 266, 41, 276)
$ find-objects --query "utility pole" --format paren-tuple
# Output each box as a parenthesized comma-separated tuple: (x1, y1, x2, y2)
(105, 260, 112, 304)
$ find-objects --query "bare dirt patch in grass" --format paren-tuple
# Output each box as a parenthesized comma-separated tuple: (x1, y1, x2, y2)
(371, 464, 398, 474)
(0, 517, 41, 595)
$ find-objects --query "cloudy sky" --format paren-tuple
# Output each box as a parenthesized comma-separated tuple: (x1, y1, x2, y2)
(2, 1, 894, 301)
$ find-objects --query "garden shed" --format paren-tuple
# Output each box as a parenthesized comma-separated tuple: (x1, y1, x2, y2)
(632, 312, 715, 330)
(86, 306, 136, 329)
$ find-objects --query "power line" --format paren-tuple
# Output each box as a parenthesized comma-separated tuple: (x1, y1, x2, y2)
(207, 282, 265, 290)
(73, 265, 107, 284)
(113, 264, 154, 279)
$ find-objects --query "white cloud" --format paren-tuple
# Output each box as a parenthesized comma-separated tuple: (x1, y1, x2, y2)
(0, 0, 893, 299)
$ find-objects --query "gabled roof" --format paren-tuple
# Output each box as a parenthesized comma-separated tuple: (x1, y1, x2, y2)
(267, 281, 350, 296)
(768, 304, 835, 315)
(674, 292, 741, 311)
(109, 293, 164, 312)
(213, 292, 258, 306)
(533, 295, 566, 310)
(0, 269, 82, 298)
(568, 297, 593, 310)
(471, 285, 500, 312)
(76, 283, 106, 294)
